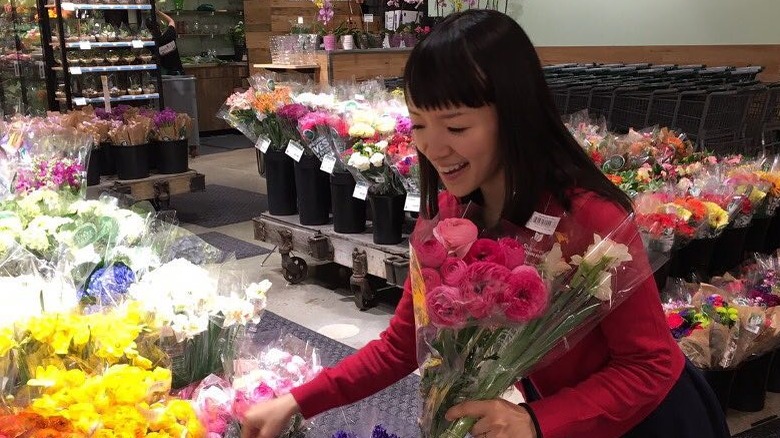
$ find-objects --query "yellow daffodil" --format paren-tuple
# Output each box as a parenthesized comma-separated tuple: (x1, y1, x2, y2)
(0, 326, 17, 356)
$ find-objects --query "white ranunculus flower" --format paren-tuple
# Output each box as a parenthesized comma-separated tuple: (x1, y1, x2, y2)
(375, 140, 389, 152)
(375, 115, 397, 134)
(370, 152, 385, 168)
(0, 214, 23, 234)
(348, 154, 371, 172)
(363, 146, 374, 156)
(571, 234, 632, 269)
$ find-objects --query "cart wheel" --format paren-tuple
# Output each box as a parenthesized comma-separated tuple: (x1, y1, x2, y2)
(351, 277, 376, 310)
(283, 256, 308, 284)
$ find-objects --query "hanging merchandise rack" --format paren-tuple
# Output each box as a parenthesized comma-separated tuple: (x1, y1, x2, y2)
(38, 0, 165, 110)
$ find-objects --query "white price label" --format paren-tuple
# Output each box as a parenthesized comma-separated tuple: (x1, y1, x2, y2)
(352, 183, 369, 200)
(525, 211, 561, 236)
(297, 16, 304, 24)
(70, 66, 82, 75)
(354, 93, 366, 101)
(12, 61, 19, 77)
(255, 136, 271, 153)
(73, 97, 87, 106)
(285, 140, 304, 162)
(404, 194, 421, 212)
(61, 2, 75, 10)
(131, 40, 144, 48)
(37, 61, 45, 79)
(320, 155, 337, 174)
(363, 14, 374, 23)
(79, 40, 91, 50)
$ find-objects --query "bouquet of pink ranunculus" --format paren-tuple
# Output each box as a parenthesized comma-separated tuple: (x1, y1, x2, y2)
(224, 332, 322, 436)
(411, 192, 659, 438)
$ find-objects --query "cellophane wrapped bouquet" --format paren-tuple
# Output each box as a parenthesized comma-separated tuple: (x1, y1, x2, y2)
(219, 87, 263, 143)
(129, 233, 272, 389)
(634, 187, 707, 253)
(186, 332, 323, 437)
(411, 192, 663, 438)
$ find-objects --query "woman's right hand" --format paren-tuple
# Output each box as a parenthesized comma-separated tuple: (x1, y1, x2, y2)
(240, 393, 301, 438)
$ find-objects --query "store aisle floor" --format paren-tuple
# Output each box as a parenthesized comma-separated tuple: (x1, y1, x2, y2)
(178, 137, 778, 437)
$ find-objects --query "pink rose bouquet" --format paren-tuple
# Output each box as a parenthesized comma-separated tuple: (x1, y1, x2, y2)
(410, 192, 658, 438)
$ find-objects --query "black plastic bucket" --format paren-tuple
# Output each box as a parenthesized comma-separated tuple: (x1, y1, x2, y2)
(264, 149, 298, 216)
(113, 143, 150, 180)
(86, 148, 101, 186)
(156, 139, 189, 174)
(294, 154, 331, 225)
(330, 170, 366, 233)
(369, 193, 405, 245)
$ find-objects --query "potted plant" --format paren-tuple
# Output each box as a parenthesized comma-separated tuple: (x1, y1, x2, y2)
(230, 21, 246, 62)
(313, 0, 339, 51)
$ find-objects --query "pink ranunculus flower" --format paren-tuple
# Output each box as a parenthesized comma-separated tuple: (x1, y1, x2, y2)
(440, 257, 468, 286)
(433, 218, 479, 259)
(437, 191, 462, 219)
(417, 238, 448, 268)
(464, 238, 506, 266)
(426, 285, 468, 328)
(421, 268, 442, 290)
(460, 262, 511, 319)
(498, 237, 526, 269)
(503, 265, 549, 323)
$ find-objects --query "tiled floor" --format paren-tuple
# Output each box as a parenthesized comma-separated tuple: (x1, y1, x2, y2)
(182, 137, 779, 436)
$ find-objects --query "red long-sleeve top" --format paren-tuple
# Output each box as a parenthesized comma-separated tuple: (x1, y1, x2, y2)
(290, 191, 686, 438)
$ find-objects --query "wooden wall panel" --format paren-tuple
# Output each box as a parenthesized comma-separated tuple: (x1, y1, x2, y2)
(535, 45, 780, 82)
(245, 0, 358, 65)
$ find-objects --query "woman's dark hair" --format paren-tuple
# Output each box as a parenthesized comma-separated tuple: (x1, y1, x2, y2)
(404, 10, 632, 224)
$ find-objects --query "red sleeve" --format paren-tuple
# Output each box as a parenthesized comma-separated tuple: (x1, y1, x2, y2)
(529, 193, 685, 438)
(290, 278, 418, 418)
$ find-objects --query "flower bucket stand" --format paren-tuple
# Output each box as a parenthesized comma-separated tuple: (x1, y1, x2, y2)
(253, 212, 411, 310)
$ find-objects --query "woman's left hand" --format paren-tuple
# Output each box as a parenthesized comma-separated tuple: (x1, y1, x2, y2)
(445, 399, 537, 438)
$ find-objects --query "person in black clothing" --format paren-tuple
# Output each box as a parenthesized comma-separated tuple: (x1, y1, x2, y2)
(147, 10, 185, 75)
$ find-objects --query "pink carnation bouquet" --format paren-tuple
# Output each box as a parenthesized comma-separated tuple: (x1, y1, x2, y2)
(411, 192, 658, 438)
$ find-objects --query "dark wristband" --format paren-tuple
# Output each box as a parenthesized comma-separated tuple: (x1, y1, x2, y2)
(519, 403, 543, 438)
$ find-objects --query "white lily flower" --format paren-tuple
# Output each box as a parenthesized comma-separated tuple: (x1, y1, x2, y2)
(540, 243, 571, 278)
(571, 234, 632, 270)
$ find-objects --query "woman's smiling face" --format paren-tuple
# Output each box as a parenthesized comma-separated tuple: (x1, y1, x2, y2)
(409, 103, 503, 198)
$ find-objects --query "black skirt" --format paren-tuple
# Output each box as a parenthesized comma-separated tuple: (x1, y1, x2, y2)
(522, 359, 731, 438)
(621, 359, 731, 438)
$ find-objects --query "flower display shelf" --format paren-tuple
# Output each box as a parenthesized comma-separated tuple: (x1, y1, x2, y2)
(46, 3, 153, 10)
(62, 41, 156, 49)
(68, 93, 160, 105)
(252, 212, 411, 310)
(39, 0, 165, 110)
(86, 169, 205, 210)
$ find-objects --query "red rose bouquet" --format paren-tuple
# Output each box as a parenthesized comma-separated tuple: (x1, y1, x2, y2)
(411, 192, 659, 438)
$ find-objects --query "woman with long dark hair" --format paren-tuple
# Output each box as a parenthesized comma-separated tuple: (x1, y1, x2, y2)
(242, 10, 730, 438)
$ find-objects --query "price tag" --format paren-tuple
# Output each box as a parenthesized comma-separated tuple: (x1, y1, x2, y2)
(79, 40, 91, 50)
(285, 140, 304, 162)
(354, 93, 366, 101)
(363, 14, 374, 23)
(255, 136, 271, 153)
(525, 211, 561, 236)
(352, 182, 369, 200)
(61, 2, 75, 10)
(320, 154, 337, 174)
(297, 16, 304, 24)
(12, 61, 19, 78)
(73, 97, 87, 106)
(131, 40, 144, 48)
(37, 61, 45, 79)
(404, 194, 421, 212)
(70, 66, 82, 75)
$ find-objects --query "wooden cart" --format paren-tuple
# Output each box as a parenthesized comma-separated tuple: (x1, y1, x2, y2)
(253, 213, 410, 310)
(86, 170, 206, 209)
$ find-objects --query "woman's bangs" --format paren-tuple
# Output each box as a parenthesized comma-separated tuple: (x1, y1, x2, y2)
(404, 39, 493, 111)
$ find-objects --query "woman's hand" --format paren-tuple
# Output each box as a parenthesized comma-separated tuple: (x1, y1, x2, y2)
(240, 393, 301, 438)
(446, 399, 537, 438)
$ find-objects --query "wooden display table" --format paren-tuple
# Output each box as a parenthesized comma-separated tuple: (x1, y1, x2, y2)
(87, 170, 206, 209)
(253, 212, 410, 309)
